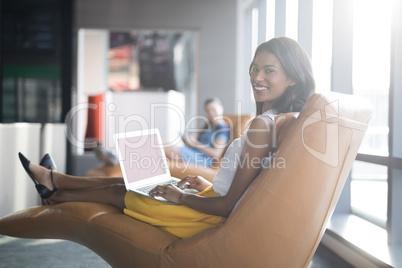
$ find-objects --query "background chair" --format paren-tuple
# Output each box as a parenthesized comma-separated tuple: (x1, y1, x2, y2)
(0, 92, 372, 268)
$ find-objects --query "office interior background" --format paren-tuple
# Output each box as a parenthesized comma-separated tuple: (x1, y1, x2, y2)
(1, 0, 402, 267)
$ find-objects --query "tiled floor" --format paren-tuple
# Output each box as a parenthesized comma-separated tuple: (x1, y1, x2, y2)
(0, 235, 352, 267)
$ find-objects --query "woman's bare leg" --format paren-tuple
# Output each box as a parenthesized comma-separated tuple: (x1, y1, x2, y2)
(29, 162, 124, 191)
(53, 173, 124, 190)
(52, 184, 127, 211)
(27, 162, 127, 209)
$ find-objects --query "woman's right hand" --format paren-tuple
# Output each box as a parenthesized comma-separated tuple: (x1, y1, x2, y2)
(177, 175, 212, 192)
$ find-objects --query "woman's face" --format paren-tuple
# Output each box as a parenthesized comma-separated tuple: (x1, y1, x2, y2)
(250, 51, 295, 109)
(205, 102, 223, 123)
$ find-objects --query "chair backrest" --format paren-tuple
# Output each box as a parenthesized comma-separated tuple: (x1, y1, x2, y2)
(222, 114, 254, 141)
(165, 92, 372, 267)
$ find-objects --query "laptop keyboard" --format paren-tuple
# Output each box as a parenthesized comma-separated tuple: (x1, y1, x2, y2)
(136, 179, 181, 195)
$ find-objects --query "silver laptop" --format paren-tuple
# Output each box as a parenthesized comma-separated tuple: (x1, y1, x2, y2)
(114, 128, 182, 205)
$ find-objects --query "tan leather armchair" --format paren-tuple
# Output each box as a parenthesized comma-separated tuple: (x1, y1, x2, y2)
(0, 93, 372, 268)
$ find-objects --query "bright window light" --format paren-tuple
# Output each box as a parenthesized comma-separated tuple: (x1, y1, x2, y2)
(311, 0, 333, 93)
(351, 161, 388, 227)
(251, 7, 259, 58)
(351, 0, 392, 228)
(286, 0, 298, 40)
(352, 0, 391, 156)
(266, 0, 275, 41)
(250, 7, 260, 105)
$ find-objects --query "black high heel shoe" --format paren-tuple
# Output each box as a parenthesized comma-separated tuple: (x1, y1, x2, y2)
(18, 152, 57, 204)
(39, 153, 57, 171)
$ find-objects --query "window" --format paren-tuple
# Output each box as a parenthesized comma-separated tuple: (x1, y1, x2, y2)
(286, 0, 298, 40)
(1, 0, 71, 124)
(352, 0, 391, 156)
(311, 0, 333, 93)
(351, 161, 388, 227)
(265, 0, 275, 41)
(351, 0, 392, 226)
(251, 7, 259, 58)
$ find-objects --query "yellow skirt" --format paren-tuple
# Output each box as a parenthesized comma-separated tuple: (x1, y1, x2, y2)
(123, 185, 226, 239)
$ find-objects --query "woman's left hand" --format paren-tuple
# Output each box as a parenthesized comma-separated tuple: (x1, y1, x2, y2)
(149, 184, 185, 204)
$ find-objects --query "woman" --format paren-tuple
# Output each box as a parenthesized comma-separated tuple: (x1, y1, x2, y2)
(164, 97, 230, 167)
(18, 37, 314, 239)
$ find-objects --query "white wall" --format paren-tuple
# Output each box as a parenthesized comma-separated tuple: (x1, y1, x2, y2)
(41, 124, 67, 175)
(103, 90, 185, 152)
(0, 123, 67, 217)
(75, 0, 239, 116)
(0, 124, 41, 218)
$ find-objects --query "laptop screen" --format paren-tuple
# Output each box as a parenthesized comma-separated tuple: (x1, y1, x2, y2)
(116, 132, 167, 184)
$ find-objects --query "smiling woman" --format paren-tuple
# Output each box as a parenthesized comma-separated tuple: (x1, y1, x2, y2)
(250, 52, 296, 107)
(249, 38, 315, 115)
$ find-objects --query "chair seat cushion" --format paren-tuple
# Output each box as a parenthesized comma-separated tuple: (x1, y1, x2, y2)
(0, 202, 179, 254)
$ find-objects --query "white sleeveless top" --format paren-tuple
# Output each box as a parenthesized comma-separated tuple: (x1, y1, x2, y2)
(212, 110, 278, 196)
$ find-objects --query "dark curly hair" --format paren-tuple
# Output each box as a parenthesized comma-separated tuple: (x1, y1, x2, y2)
(250, 37, 315, 115)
